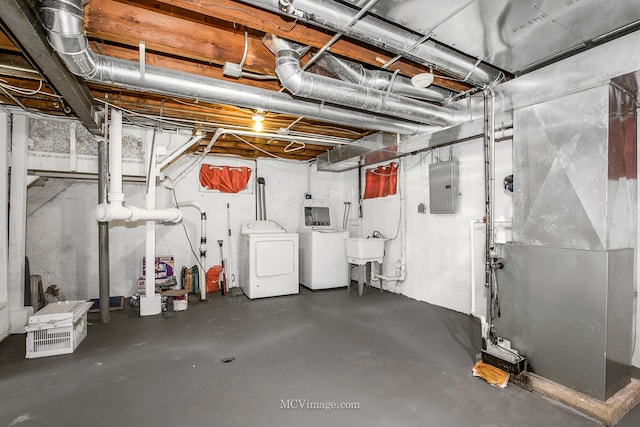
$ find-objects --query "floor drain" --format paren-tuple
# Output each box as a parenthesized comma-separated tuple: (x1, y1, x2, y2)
(221, 357, 235, 363)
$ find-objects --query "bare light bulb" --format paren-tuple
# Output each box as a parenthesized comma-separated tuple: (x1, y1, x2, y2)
(252, 112, 265, 131)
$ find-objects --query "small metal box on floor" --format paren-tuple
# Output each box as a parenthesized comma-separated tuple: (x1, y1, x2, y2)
(25, 301, 93, 359)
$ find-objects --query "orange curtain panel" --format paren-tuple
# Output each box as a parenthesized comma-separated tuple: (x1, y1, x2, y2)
(363, 162, 398, 199)
(199, 165, 252, 193)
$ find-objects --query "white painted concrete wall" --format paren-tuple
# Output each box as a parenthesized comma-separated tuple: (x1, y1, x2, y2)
(25, 155, 342, 299)
(19, 123, 640, 370)
(351, 138, 513, 314)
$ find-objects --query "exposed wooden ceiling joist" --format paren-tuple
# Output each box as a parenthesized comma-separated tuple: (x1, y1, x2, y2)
(0, 0, 469, 160)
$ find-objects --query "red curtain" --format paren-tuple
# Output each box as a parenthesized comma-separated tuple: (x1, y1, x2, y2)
(363, 162, 398, 199)
(199, 165, 252, 193)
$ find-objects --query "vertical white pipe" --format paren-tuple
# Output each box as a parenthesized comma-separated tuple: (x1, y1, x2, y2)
(8, 114, 32, 332)
(0, 110, 10, 338)
(200, 212, 207, 300)
(469, 219, 484, 316)
(226, 202, 235, 288)
(108, 109, 124, 204)
(177, 201, 207, 300)
(398, 153, 407, 292)
(140, 128, 161, 315)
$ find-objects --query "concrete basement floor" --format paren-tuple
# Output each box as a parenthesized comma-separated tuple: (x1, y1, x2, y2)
(1, 287, 640, 427)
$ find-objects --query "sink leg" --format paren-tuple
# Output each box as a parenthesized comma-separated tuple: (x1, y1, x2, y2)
(358, 264, 365, 297)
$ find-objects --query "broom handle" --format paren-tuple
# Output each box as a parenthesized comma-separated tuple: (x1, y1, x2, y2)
(218, 240, 226, 296)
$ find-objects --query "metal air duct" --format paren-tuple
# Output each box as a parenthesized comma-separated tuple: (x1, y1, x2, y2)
(256, 177, 267, 220)
(238, 0, 505, 87)
(39, 0, 436, 136)
(315, 54, 454, 103)
(271, 36, 466, 126)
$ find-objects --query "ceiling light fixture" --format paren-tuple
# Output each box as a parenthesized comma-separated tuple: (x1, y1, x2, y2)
(252, 111, 265, 131)
(411, 71, 435, 88)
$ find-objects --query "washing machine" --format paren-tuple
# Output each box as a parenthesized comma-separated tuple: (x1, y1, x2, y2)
(298, 200, 350, 290)
(239, 220, 299, 299)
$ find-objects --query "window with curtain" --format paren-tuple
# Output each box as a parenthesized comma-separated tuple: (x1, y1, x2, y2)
(199, 164, 252, 193)
(363, 162, 398, 199)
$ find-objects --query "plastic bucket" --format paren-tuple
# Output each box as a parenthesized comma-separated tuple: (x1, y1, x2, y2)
(173, 295, 188, 311)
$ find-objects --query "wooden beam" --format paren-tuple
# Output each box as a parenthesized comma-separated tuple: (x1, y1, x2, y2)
(85, 0, 276, 75)
(0, 31, 19, 51)
(86, 0, 468, 92)
(514, 374, 640, 427)
(0, 52, 43, 80)
(144, 0, 470, 92)
(0, 76, 69, 113)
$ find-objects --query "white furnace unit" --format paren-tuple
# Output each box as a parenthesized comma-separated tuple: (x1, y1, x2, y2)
(239, 220, 299, 299)
(298, 199, 350, 290)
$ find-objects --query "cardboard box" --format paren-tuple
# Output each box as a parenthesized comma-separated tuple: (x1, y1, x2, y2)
(142, 256, 175, 279)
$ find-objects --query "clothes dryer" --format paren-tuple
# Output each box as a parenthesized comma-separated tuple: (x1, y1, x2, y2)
(239, 220, 299, 299)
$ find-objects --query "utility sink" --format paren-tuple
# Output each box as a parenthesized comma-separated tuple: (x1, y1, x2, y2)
(345, 237, 385, 264)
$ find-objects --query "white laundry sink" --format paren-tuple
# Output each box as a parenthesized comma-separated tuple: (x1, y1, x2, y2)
(345, 237, 385, 264)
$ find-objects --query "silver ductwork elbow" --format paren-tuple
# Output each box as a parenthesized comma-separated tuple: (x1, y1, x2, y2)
(271, 36, 466, 127)
(40, 0, 100, 78)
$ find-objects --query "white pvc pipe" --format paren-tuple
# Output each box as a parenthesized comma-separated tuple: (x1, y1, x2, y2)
(469, 219, 484, 316)
(170, 129, 224, 186)
(95, 204, 182, 222)
(373, 152, 407, 292)
(177, 201, 207, 300)
(373, 260, 406, 283)
(178, 200, 205, 214)
(158, 134, 204, 170)
(97, 108, 182, 223)
(397, 151, 407, 293)
(141, 128, 161, 315)
(108, 109, 124, 203)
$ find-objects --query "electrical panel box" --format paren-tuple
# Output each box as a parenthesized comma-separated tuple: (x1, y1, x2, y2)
(429, 159, 458, 214)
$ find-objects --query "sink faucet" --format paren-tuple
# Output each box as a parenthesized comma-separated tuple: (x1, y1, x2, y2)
(372, 230, 383, 238)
